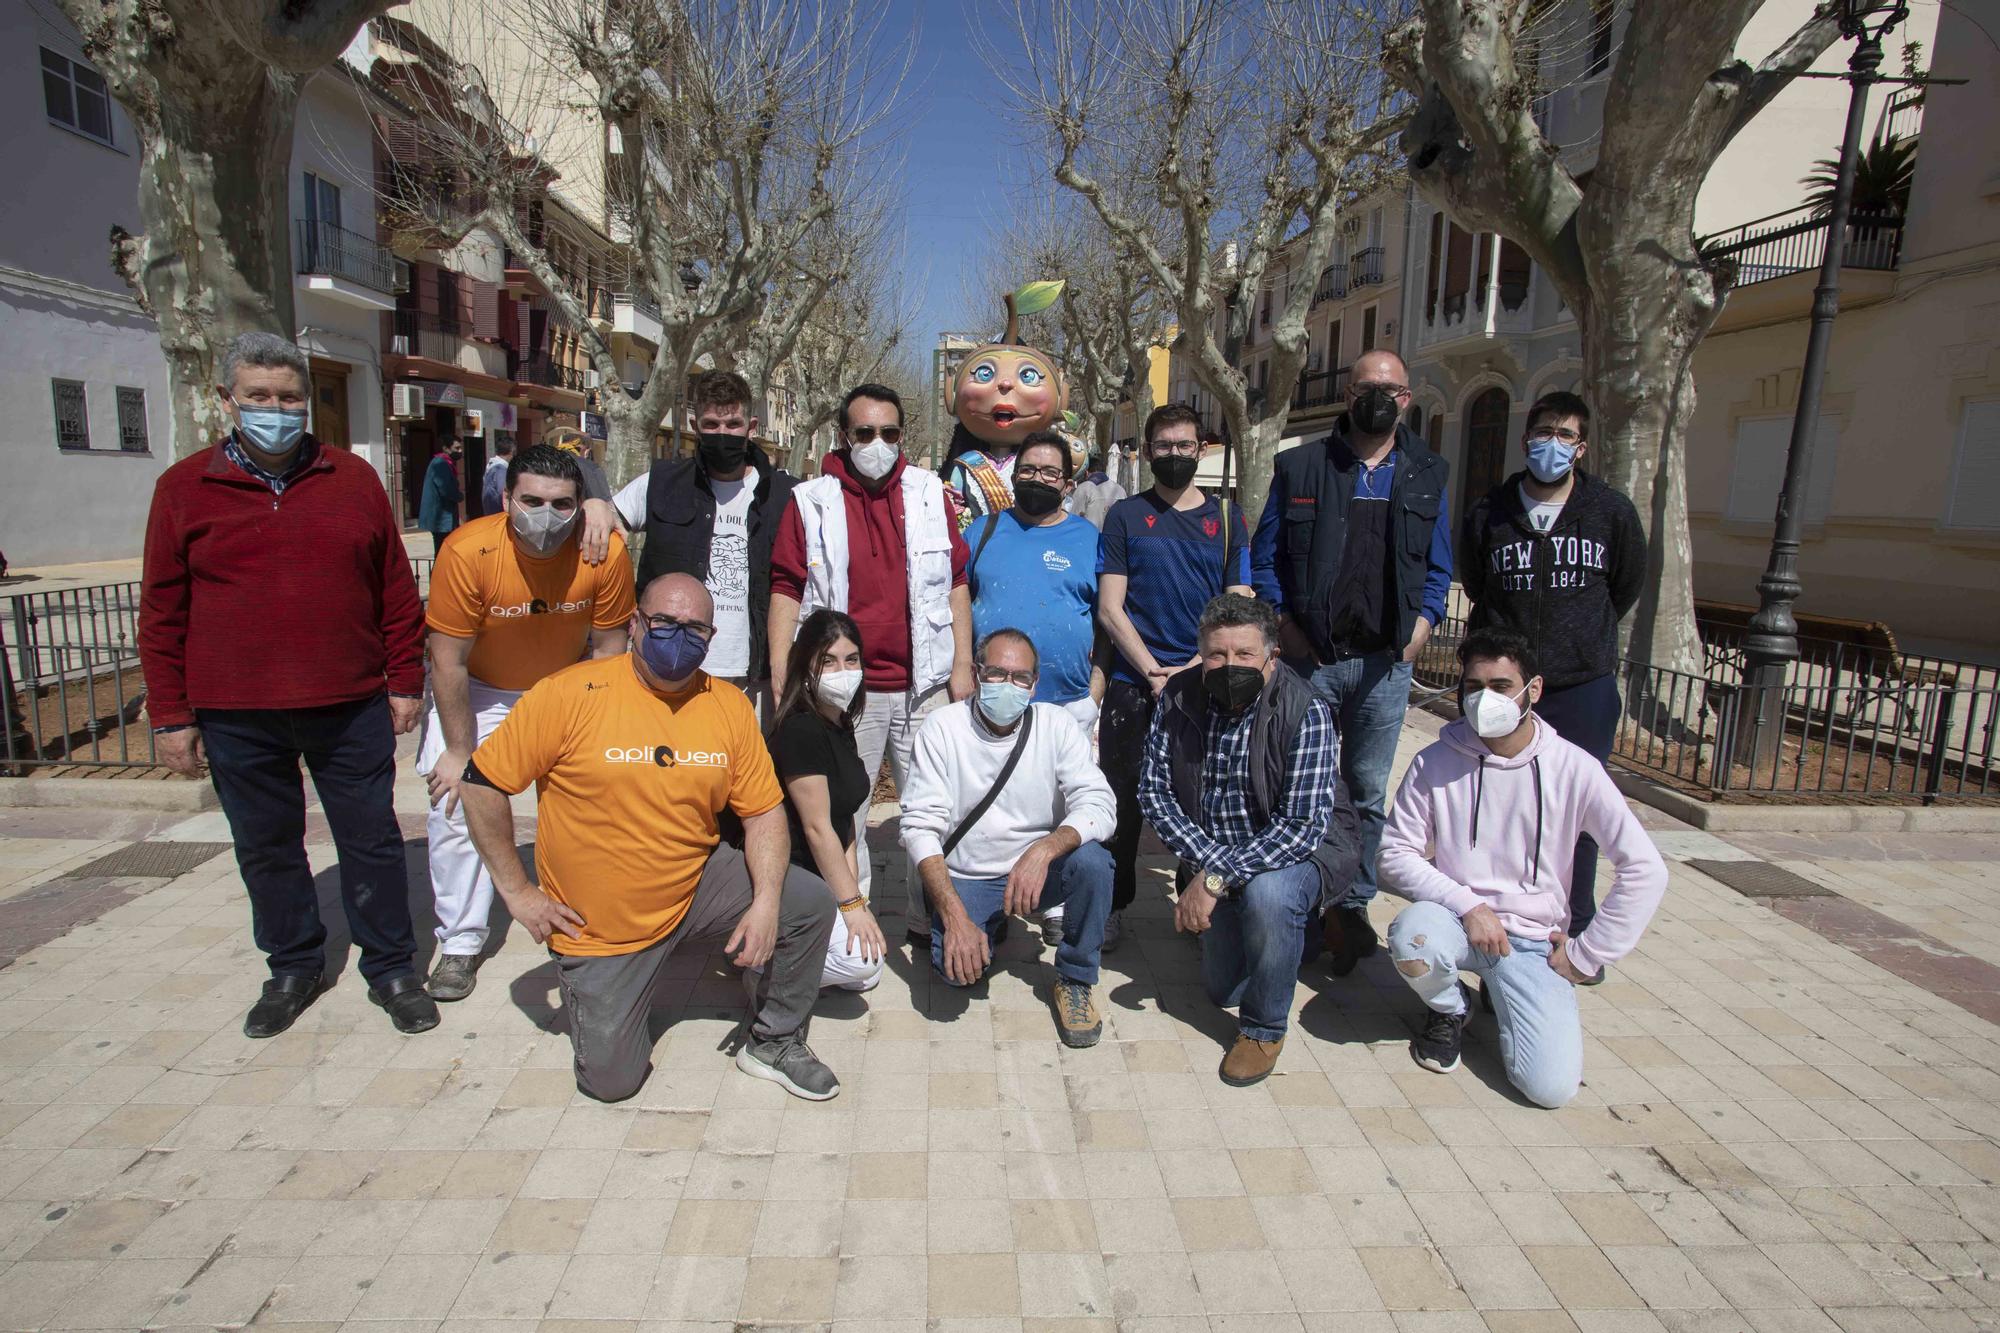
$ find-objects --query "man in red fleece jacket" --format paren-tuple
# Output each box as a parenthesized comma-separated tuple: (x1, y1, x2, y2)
(767, 383, 974, 942)
(139, 333, 437, 1040)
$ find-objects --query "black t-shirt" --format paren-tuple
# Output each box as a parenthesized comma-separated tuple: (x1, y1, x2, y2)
(1324, 492, 1393, 652)
(769, 709, 870, 876)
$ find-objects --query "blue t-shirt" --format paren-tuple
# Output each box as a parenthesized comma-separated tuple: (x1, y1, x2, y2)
(1098, 491, 1251, 685)
(965, 510, 1100, 704)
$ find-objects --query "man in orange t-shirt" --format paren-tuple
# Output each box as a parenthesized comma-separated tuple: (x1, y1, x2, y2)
(420, 443, 634, 1001)
(458, 573, 840, 1102)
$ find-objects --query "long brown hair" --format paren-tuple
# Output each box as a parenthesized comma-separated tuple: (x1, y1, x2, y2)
(770, 610, 866, 733)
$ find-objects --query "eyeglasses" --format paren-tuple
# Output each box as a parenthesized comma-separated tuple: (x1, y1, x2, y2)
(1148, 438, 1201, 457)
(641, 614, 715, 642)
(1353, 382, 1412, 399)
(847, 426, 902, 445)
(976, 664, 1038, 689)
(1527, 428, 1583, 445)
(1015, 464, 1069, 483)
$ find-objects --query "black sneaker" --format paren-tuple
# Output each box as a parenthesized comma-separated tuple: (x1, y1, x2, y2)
(1324, 905, 1379, 977)
(1410, 983, 1473, 1073)
(243, 974, 325, 1039)
(369, 974, 441, 1034)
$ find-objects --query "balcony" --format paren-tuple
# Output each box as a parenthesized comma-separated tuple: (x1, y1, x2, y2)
(1311, 264, 1347, 309)
(1292, 365, 1350, 414)
(294, 220, 397, 311)
(1702, 205, 1904, 333)
(1413, 281, 1537, 353)
(388, 310, 469, 367)
(611, 292, 662, 348)
(518, 354, 588, 394)
(1350, 246, 1385, 289)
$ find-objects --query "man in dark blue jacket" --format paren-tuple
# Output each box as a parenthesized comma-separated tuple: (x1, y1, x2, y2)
(1252, 349, 1452, 977)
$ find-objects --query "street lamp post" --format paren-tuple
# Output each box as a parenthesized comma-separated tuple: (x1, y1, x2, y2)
(1735, 0, 1907, 773)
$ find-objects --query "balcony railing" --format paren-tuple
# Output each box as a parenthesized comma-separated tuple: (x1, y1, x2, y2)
(389, 309, 469, 365)
(1700, 206, 1904, 288)
(1292, 365, 1350, 412)
(1311, 264, 1347, 309)
(295, 219, 396, 293)
(1351, 246, 1385, 288)
(519, 354, 587, 393)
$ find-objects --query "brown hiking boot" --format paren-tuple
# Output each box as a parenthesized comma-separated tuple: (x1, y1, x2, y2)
(1051, 980, 1102, 1048)
(1219, 1035, 1283, 1086)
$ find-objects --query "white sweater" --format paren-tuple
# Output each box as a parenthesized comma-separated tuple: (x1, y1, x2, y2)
(899, 701, 1117, 879)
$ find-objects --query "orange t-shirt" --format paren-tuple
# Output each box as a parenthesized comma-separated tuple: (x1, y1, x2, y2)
(426, 513, 635, 690)
(469, 656, 782, 956)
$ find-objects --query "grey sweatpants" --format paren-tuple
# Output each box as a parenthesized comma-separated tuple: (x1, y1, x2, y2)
(550, 844, 836, 1103)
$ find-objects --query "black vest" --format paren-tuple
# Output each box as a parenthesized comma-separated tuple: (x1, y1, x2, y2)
(1269, 420, 1449, 657)
(1155, 661, 1360, 911)
(632, 451, 798, 681)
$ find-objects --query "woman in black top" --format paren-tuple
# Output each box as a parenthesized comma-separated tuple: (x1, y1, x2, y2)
(769, 609, 884, 990)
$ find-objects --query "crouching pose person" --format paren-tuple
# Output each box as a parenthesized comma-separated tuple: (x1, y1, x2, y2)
(1379, 627, 1666, 1108)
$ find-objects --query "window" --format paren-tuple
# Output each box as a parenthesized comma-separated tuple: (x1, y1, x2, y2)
(1361, 305, 1378, 352)
(41, 48, 113, 147)
(304, 172, 342, 228)
(1726, 413, 1841, 525)
(1589, 0, 1616, 78)
(52, 380, 89, 450)
(1945, 397, 2000, 530)
(116, 387, 150, 452)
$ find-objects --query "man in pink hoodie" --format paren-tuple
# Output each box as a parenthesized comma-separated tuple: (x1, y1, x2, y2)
(1379, 627, 1667, 1108)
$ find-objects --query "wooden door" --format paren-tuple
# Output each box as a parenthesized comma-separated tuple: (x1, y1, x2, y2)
(1461, 387, 1511, 514)
(310, 360, 350, 450)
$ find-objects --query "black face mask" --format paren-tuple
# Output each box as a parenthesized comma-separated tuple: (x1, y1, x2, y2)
(1350, 387, 1400, 436)
(1203, 664, 1265, 713)
(1014, 478, 1064, 517)
(697, 430, 752, 475)
(1151, 455, 1198, 490)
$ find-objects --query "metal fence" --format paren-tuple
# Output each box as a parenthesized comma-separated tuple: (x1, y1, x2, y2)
(1700, 205, 1905, 287)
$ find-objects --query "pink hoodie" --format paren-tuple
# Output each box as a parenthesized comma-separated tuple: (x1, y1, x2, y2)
(1379, 715, 1668, 976)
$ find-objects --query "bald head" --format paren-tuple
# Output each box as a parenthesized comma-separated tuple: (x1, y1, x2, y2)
(1352, 349, 1407, 388)
(639, 573, 714, 624)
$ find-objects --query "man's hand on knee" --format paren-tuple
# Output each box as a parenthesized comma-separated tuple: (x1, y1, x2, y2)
(940, 915, 991, 985)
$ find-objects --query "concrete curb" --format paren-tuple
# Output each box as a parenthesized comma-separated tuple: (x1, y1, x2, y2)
(1610, 768, 2000, 832)
(0, 776, 218, 812)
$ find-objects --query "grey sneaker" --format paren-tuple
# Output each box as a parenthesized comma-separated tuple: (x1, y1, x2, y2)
(1101, 910, 1124, 954)
(427, 954, 480, 1002)
(736, 1033, 840, 1101)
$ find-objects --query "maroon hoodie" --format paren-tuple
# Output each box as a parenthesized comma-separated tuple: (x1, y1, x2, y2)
(770, 450, 969, 692)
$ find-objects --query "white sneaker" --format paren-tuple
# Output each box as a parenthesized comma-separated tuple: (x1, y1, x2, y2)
(1040, 904, 1065, 947)
(1102, 910, 1124, 954)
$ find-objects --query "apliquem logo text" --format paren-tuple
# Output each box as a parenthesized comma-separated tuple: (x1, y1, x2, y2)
(490, 598, 591, 618)
(603, 745, 729, 768)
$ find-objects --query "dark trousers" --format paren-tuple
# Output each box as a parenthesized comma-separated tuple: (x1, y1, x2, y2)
(1098, 678, 1158, 912)
(198, 694, 418, 987)
(1532, 673, 1621, 935)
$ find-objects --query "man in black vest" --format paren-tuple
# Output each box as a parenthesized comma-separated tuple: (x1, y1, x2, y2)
(1138, 595, 1358, 1087)
(580, 370, 797, 707)
(1251, 349, 1453, 979)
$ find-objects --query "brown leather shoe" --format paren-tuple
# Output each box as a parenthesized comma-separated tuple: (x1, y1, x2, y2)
(1219, 1035, 1283, 1087)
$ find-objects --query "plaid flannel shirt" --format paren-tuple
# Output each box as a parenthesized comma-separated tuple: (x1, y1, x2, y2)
(222, 433, 319, 496)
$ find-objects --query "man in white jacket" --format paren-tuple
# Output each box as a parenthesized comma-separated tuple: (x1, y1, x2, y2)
(1379, 627, 1668, 1108)
(900, 628, 1118, 1047)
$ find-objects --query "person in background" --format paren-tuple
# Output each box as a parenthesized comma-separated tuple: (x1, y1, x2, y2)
(1138, 595, 1351, 1088)
(1380, 628, 1667, 1107)
(1068, 451, 1127, 529)
(479, 435, 514, 519)
(900, 629, 1118, 1047)
(1458, 391, 1644, 960)
(769, 383, 975, 941)
(138, 332, 436, 1039)
(767, 609, 885, 993)
(544, 425, 613, 504)
(1252, 348, 1452, 978)
(1096, 404, 1252, 952)
(418, 444, 634, 1001)
(419, 436, 464, 551)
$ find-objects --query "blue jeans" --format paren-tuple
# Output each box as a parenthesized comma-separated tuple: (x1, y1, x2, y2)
(1306, 652, 1413, 907)
(1201, 862, 1321, 1042)
(931, 842, 1114, 987)
(198, 694, 418, 987)
(1532, 673, 1620, 935)
(1386, 900, 1582, 1108)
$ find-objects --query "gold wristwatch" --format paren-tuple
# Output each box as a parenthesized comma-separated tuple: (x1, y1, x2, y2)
(1202, 871, 1227, 898)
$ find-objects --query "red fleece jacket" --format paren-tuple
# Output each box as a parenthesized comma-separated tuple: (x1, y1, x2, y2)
(770, 450, 968, 692)
(139, 440, 426, 727)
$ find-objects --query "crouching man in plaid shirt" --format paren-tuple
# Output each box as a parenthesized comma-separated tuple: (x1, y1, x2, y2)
(1138, 595, 1359, 1088)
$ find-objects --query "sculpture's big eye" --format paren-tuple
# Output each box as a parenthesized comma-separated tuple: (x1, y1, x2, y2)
(970, 363, 996, 384)
(1019, 366, 1045, 387)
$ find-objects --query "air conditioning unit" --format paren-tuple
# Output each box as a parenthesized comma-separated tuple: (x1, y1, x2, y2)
(584, 369, 602, 390)
(390, 384, 425, 419)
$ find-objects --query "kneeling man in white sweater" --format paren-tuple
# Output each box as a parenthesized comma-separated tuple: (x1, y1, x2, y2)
(900, 628, 1118, 1048)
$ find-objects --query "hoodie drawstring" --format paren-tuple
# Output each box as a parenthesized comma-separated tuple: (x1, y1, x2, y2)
(1528, 756, 1545, 886)
(1470, 755, 1486, 847)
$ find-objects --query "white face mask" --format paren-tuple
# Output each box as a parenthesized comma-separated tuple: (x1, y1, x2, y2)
(1465, 682, 1531, 739)
(511, 501, 577, 554)
(815, 668, 863, 711)
(851, 440, 899, 481)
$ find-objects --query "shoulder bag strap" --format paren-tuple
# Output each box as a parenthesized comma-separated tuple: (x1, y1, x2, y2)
(940, 707, 1035, 858)
(968, 512, 1004, 581)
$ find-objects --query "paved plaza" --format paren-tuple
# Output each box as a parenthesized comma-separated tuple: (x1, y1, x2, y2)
(3, 715, 2000, 1331)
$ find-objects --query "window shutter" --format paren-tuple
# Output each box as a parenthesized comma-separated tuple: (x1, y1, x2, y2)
(473, 280, 501, 341)
(1946, 398, 2000, 530)
(1727, 414, 1841, 525)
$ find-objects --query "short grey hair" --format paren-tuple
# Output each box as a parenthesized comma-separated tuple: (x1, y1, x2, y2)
(219, 332, 310, 390)
(975, 627, 1038, 672)
(1197, 593, 1278, 651)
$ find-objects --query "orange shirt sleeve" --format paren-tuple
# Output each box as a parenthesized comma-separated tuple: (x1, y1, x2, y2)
(594, 537, 637, 630)
(471, 677, 568, 794)
(725, 692, 784, 819)
(425, 532, 486, 640)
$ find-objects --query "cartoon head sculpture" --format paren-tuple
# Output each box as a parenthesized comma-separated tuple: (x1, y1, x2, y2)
(947, 290, 1069, 452)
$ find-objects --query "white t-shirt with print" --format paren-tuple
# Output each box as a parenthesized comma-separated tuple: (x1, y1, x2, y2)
(1520, 482, 1565, 534)
(702, 472, 759, 678)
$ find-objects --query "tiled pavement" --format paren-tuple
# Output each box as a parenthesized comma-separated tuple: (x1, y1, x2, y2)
(3, 716, 2000, 1331)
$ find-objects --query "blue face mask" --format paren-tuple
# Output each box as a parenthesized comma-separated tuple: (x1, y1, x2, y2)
(636, 622, 710, 683)
(977, 680, 1032, 728)
(1525, 434, 1578, 484)
(234, 400, 308, 457)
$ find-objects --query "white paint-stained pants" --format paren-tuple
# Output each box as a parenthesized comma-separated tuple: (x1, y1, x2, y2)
(417, 678, 523, 957)
(850, 684, 945, 925)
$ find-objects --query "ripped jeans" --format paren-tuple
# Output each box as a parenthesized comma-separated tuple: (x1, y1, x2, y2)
(1386, 900, 1583, 1109)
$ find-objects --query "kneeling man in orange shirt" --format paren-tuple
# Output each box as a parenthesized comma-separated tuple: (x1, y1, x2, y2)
(457, 573, 840, 1101)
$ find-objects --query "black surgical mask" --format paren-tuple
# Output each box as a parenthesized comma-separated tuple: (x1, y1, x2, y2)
(697, 430, 752, 474)
(1204, 664, 1265, 713)
(1014, 478, 1063, 517)
(1151, 455, 1198, 490)
(1349, 387, 1400, 436)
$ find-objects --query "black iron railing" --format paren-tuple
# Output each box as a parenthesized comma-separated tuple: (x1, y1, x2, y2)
(389, 309, 469, 364)
(1311, 264, 1346, 308)
(1292, 365, 1350, 412)
(1700, 205, 1905, 288)
(519, 354, 587, 393)
(295, 219, 396, 293)
(1351, 247, 1385, 288)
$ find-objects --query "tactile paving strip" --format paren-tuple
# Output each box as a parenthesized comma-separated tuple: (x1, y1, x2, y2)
(1687, 857, 1838, 899)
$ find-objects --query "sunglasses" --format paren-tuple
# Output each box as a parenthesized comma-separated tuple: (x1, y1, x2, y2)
(847, 426, 903, 445)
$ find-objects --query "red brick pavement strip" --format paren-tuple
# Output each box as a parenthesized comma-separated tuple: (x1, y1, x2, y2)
(1766, 892, 2000, 1026)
